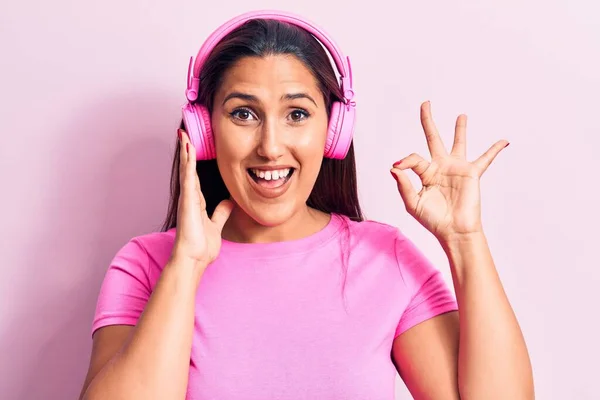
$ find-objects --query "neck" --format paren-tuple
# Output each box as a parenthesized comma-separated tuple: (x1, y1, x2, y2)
(221, 204, 330, 244)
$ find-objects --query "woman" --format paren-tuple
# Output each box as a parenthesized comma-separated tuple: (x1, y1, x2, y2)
(80, 10, 534, 400)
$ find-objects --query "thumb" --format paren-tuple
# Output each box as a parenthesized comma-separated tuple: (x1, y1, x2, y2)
(211, 199, 234, 231)
(391, 168, 419, 213)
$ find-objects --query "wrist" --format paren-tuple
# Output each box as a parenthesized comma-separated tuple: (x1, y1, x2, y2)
(439, 231, 489, 266)
(439, 230, 487, 247)
(166, 254, 207, 281)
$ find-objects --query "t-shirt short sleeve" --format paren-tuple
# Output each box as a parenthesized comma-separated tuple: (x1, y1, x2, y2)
(91, 238, 151, 337)
(393, 230, 458, 338)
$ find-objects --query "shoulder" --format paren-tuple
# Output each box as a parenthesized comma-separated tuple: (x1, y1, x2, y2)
(108, 228, 176, 282)
(132, 228, 177, 255)
(331, 215, 406, 266)
(341, 215, 426, 254)
(339, 214, 405, 248)
(115, 228, 176, 259)
(339, 214, 436, 278)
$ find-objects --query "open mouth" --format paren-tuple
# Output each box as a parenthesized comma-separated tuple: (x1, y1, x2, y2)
(247, 168, 295, 189)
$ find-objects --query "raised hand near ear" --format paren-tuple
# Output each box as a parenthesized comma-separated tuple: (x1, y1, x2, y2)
(390, 101, 509, 243)
(170, 129, 234, 272)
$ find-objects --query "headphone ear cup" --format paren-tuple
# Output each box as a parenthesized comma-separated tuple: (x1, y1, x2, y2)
(196, 104, 215, 160)
(325, 101, 355, 159)
(181, 103, 215, 160)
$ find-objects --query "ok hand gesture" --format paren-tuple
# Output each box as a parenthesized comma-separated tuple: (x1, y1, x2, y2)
(390, 101, 509, 243)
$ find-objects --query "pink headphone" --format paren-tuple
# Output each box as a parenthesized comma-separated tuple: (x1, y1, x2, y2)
(181, 9, 357, 161)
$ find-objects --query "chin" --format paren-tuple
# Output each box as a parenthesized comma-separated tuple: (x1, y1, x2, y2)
(243, 200, 301, 227)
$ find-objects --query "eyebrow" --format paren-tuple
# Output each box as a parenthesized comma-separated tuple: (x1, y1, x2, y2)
(222, 91, 318, 107)
(222, 92, 258, 106)
(282, 93, 318, 107)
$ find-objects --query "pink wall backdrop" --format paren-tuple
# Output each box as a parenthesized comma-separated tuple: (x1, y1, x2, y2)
(1, 0, 598, 399)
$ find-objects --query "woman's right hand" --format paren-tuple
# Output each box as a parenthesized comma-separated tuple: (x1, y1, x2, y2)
(170, 129, 234, 271)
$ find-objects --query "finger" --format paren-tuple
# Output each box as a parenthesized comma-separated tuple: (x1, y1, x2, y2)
(473, 140, 510, 174)
(178, 129, 187, 184)
(185, 133, 198, 173)
(420, 101, 447, 158)
(178, 129, 200, 187)
(393, 153, 429, 178)
(390, 168, 419, 213)
(177, 130, 202, 207)
(451, 114, 467, 158)
(211, 199, 234, 231)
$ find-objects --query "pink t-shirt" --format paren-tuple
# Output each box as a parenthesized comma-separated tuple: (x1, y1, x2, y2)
(92, 213, 457, 399)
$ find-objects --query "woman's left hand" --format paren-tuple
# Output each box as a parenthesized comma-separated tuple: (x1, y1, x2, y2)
(390, 101, 509, 243)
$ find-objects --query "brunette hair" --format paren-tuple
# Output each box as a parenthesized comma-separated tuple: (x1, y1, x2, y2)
(161, 18, 364, 231)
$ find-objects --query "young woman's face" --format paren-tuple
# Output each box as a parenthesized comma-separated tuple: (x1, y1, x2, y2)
(211, 55, 329, 227)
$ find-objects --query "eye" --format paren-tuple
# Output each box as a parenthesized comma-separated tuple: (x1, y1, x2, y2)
(288, 109, 310, 123)
(230, 108, 256, 122)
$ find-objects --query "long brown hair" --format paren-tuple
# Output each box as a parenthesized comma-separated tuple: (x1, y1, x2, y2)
(161, 18, 364, 231)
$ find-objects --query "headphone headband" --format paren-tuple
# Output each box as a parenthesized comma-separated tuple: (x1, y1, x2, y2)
(185, 9, 354, 105)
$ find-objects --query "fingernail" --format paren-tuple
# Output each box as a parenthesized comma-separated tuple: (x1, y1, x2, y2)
(504, 142, 510, 148)
(393, 160, 402, 167)
(177, 129, 182, 141)
(186, 143, 189, 154)
(390, 170, 398, 181)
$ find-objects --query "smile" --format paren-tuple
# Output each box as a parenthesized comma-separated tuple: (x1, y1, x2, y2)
(247, 167, 295, 199)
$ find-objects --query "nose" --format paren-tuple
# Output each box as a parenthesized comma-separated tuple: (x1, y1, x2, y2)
(256, 119, 285, 160)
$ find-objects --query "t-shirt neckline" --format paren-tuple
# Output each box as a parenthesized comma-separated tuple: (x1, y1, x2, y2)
(219, 213, 345, 259)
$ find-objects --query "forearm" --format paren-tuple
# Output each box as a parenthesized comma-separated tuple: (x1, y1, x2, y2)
(441, 233, 534, 400)
(83, 257, 204, 400)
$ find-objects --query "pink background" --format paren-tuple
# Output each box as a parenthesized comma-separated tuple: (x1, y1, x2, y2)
(1, 0, 598, 399)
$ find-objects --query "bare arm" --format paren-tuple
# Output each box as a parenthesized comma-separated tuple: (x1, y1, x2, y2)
(392, 233, 534, 399)
(80, 257, 203, 400)
(80, 129, 233, 399)
(392, 311, 460, 399)
(442, 233, 534, 399)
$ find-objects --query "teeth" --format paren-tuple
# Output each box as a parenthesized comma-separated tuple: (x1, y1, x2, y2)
(251, 168, 290, 181)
